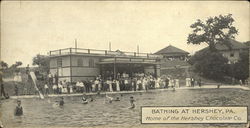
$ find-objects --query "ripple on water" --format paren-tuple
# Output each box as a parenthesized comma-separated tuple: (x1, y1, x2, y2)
(1, 89, 249, 127)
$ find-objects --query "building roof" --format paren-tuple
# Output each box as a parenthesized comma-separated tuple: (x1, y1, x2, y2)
(155, 45, 189, 55)
(198, 39, 248, 53)
(215, 39, 248, 50)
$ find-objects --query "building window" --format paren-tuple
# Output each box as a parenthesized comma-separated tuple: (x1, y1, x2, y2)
(89, 59, 94, 67)
(57, 58, 62, 67)
(230, 53, 234, 57)
(77, 58, 83, 66)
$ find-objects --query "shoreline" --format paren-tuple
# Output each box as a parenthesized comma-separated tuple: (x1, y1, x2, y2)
(8, 85, 250, 99)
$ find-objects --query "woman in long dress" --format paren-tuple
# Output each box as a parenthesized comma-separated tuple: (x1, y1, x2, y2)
(115, 80, 120, 91)
(107, 79, 113, 92)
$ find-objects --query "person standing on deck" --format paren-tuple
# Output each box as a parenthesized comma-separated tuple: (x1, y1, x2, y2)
(175, 79, 179, 88)
(124, 79, 129, 91)
(94, 79, 99, 92)
(142, 77, 147, 90)
(58, 81, 63, 94)
(48, 72, 53, 86)
(171, 78, 175, 88)
(198, 78, 202, 87)
(155, 78, 161, 89)
(107, 78, 113, 92)
(115, 79, 120, 91)
(84, 79, 89, 93)
(89, 80, 93, 92)
(165, 77, 169, 88)
(191, 77, 195, 87)
(54, 72, 58, 85)
(136, 78, 142, 90)
(0, 73, 7, 98)
(132, 78, 137, 91)
(0, 83, 6, 98)
(66, 82, 71, 94)
(239, 79, 243, 86)
(98, 78, 102, 91)
(91, 80, 96, 92)
(52, 83, 58, 94)
(79, 81, 85, 93)
(112, 79, 117, 91)
(44, 82, 49, 95)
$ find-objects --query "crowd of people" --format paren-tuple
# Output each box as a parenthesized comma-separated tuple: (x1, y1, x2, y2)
(43, 72, 181, 95)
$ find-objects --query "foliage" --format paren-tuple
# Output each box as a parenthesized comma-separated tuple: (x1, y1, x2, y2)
(188, 49, 229, 81)
(232, 50, 249, 80)
(0, 61, 8, 69)
(10, 61, 23, 69)
(187, 14, 238, 51)
(32, 54, 49, 73)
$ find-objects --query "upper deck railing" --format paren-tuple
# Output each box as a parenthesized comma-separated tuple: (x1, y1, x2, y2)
(49, 48, 163, 59)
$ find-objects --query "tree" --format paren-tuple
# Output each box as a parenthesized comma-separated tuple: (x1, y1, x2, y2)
(232, 50, 249, 81)
(188, 49, 229, 81)
(187, 14, 238, 51)
(0, 61, 8, 69)
(10, 61, 22, 68)
(32, 54, 49, 73)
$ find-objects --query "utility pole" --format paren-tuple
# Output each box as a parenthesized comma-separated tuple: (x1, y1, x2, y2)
(137, 45, 139, 55)
(75, 39, 77, 52)
(109, 42, 111, 51)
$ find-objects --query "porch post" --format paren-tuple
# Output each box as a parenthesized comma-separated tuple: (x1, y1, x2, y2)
(114, 58, 116, 79)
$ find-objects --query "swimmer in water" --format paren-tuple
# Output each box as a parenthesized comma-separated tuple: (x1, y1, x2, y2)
(14, 99, 23, 116)
(129, 96, 135, 109)
(106, 94, 113, 103)
(114, 97, 120, 101)
(82, 95, 88, 104)
(59, 97, 64, 106)
(89, 96, 94, 102)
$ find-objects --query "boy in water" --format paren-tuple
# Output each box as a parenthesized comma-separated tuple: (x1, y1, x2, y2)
(106, 94, 113, 103)
(82, 95, 88, 103)
(129, 96, 135, 109)
(59, 97, 64, 106)
(14, 100, 23, 116)
(114, 97, 120, 101)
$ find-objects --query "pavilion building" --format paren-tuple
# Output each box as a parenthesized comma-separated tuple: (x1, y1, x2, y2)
(154, 45, 189, 61)
(49, 48, 162, 82)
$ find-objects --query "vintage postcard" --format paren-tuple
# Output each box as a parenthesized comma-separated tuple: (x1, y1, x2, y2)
(0, 1, 249, 128)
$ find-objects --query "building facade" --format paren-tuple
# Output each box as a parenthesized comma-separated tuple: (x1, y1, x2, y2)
(154, 45, 189, 61)
(49, 48, 162, 82)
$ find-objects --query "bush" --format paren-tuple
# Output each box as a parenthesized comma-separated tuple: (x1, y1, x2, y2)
(188, 49, 229, 81)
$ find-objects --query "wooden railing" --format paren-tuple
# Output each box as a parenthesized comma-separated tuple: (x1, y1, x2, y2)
(49, 48, 163, 59)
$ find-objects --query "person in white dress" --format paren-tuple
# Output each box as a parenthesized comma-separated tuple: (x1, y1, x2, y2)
(136, 79, 142, 90)
(52, 84, 57, 94)
(142, 78, 147, 90)
(107, 79, 113, 92)
(79, 81, 85, 93)
(115, 80, 120, 91)
(156, 78, 161, 89)
(58, 82, 63, 94)
(94, 79, 99, 92)
(44, 83, 49, 95)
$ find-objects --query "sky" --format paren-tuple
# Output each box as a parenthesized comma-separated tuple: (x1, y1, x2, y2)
(1, 1, 249, 66)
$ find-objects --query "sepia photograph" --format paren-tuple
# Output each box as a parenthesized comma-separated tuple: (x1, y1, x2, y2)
(0, 1, 249, 128)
